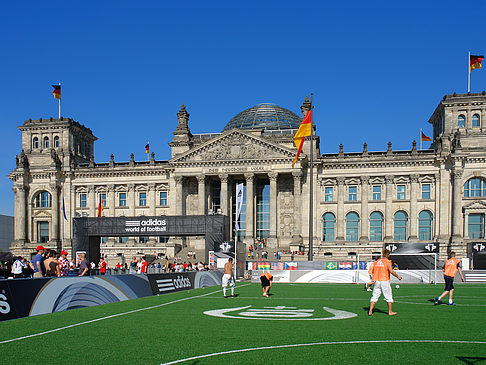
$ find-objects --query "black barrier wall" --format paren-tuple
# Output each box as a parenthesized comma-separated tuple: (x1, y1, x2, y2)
(0, 271, 223, 321)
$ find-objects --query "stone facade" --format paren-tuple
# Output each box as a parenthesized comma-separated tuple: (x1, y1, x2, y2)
(9, 93, 486, 262)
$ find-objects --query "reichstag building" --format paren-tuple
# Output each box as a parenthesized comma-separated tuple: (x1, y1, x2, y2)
(9, 93, 486, 262)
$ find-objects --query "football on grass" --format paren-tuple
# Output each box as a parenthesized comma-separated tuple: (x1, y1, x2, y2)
(395, 285, 400, 289)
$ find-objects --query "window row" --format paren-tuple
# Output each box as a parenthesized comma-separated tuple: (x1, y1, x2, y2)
(324, 183, 431, 202)
(322, 210, 434, 242)
(78, 192, 168, 208)
(32, 136, 60, 149)
(457, 113, 481, 128)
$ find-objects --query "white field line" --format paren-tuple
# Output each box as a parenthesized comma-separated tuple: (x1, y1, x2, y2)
(161, 339, 486, 365)
(0, 284, 250, 345)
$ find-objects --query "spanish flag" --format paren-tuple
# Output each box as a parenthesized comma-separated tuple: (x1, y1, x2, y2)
(470, 55, 484, 72)
(292, 110, 312, 167)
(52, 85, 61, 99)
(145, 143, 149, 154)
(421, 131, 432, 142)
(97, 195, 104, 217)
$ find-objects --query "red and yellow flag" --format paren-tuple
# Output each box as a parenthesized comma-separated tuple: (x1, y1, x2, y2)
(470, 55, 484, 72)
(97, 195, 104, 217)
(421, 131, 432, 142)
(52, 85, 61, 99)
(145, 143, 149, 154)
(292, 110, 312, 167)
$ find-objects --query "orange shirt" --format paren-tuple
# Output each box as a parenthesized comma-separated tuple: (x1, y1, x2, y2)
(371, 258, 391, 281)
(262, 272, 273, 280)
(368, 262, 375, 276)
(444, 258, 461, 277)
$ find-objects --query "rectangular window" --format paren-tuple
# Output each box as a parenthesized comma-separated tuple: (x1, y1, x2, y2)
(159, 236, 169, 243)
(159, 191, 168, 206)
(469, 214, 484, 239)
(372, 186, 381, 200)
(139, 192, 147, 206)
(119, 193, 126, 207)
(211, 181, 221, 213)
(139, 236, 149, 243)
(422, 184, 431, 199)
(119, 236, 128, 243)
(325, 187, 333, 201)
(38, 221, 49, 243)
(100, 193, 107, 207)
(256, 183, 270, 239)
(397, 185, 406, 200)
(348, 186, 357, 201)
(80, 193, 87, 208)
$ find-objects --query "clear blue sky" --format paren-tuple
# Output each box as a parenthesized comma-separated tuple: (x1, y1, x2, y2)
(1, 0, 486, 216)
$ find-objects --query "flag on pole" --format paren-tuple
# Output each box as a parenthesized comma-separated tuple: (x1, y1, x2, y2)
(52, 85, 61, 99)
(470, 55, 484, 72)
(421, 131, 432, 142)
(292, 110, 312, 167)
(97, 195, 104, 217)
(62, 194, 68, 221)
(145, 143, 149, 154)
(235, 183, 244, 231)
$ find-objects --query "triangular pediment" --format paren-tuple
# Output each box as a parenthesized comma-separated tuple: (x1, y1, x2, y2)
(463, 200, 486, 211)
(170, 129, 296, 164)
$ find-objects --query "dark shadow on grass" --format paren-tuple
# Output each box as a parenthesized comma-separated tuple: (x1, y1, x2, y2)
(362, 306, 388, 315)
(230, 294, 240, 298)
(456, 356, 486, 364)
(427, 298, 438, 304)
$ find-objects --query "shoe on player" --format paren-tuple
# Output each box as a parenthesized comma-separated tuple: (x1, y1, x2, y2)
(433, 297, 440, 305)
(448, 302, 456, 306)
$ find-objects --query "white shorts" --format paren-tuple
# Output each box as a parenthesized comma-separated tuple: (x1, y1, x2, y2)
(222, 274, 235, 288)
(370, 281, 393, 303)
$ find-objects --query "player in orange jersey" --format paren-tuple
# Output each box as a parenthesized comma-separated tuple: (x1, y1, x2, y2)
(434, 251, 465, 306)
(260, 272, 273, 297)
(368, 249, 402, 316)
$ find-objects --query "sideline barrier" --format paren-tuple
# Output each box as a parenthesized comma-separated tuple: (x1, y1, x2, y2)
(0, 271, 223, 322)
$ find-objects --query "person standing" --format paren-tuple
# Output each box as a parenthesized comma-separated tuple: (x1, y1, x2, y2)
(78, 253, 89, 276)
(368, 249, 402, 316)
(99, 257, 107, 275)
(11, 256, 25, 278)
(222, 258, 235, 298)
(30, 245, 46, 278)
(260, 272, 273, 297)
(58, 250, 70, 277)
(434, 251, 465, 306)
(141, 257, 148, 274)
(44, 250, 60, 277)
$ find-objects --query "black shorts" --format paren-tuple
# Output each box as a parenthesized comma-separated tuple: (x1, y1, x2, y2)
(260, 276, 271, 287)
(444, 275, 454, 291)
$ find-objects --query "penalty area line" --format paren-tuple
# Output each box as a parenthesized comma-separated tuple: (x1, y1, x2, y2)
(161, 339, 486, 365)
(0, 283, 250, 345)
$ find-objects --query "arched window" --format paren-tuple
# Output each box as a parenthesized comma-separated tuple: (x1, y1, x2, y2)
(43, 136, 49, 148)
(457, 115, 465, 128)
(472, 114, 481, 127)
(32, 137, 39, 149)
(394, 211, 408, 241)
(418, 210, 433, 240)
(34, 191, 52, 208)
(53, 136, 60, 148)
(322, 213, 335, 242)
(464, 178, 486, 197)
(370, 211, 383, 242)
(345, 212, 359, 241)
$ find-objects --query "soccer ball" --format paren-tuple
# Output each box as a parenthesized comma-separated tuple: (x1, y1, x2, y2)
(395, 285, 400, 289)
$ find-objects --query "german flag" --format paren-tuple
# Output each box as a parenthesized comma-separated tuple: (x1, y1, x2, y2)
(52, 85, 61, 99)
(470, 55, 484, 72)
(292, 110, 312, 167)
(421, 131, 432, 142)
(145, 143, 149, 154)
(97, 195, 104, 217)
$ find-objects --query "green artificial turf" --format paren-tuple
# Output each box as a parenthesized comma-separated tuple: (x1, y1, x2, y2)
(1, 283, 485, 364)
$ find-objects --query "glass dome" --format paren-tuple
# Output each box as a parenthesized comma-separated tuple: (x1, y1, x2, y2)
(223, 103, 302, 131)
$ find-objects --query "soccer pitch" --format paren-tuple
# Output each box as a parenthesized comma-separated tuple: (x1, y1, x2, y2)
(1, 283, 485, 364)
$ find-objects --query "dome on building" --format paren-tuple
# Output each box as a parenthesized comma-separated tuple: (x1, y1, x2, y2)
(223, 103, 302, 132)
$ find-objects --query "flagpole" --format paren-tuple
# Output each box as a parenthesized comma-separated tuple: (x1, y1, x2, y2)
(468, 52, 471, 93)
(308, 93, 314, 261)
(420, 128, 422, 150)
(58, 82, 61, 118)
(61, 183, 64, 252)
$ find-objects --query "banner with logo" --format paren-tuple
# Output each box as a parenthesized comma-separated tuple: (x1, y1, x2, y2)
(385, 242, 439, 254)
(325, 262, 338, 270)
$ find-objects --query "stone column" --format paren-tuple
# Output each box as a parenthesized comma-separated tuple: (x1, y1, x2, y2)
(464, 212, 469, 238)
(149, 183, 156, 216)
(360, 176, 369, 242)
(108, 184, 115, 217)
(434, 173, 440, 240)
(244, 173, 254, 244)
(89, 185, 96, 217)
(409, 174, 419, 239)
(50, 183, 59, 243)
(451, 169, 463, 239)
(336, 177, 345, 241)
(174, 176, 184, 215)
(384, 175, 394, 241)
(197, 175, 206, 215)
(128, 184, 135, 216)
(13, 185, 26, 243)
(219, 174, 228, 216)
(292, 171, 303, 240)
(269, 172, 278, 243)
